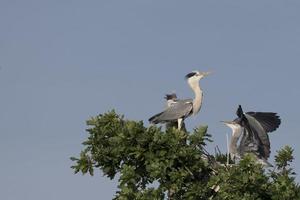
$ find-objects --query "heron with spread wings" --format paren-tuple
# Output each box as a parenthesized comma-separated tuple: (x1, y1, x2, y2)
(222, 105, 281, 166)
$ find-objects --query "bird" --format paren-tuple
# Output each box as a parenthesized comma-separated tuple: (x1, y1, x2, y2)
(165, 93, 178, 108)
(149, 71, 211, 130)
(222, 105, 281, 166)
(164, 93, 186, 131)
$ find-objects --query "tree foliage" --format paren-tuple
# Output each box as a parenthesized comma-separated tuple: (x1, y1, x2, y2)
(71, 111, 300, 200)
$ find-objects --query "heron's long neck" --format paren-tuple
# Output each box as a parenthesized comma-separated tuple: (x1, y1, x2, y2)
(229, 128, 242, 155)
(190, 81, 203, 114)
(230, 134, 239, 155)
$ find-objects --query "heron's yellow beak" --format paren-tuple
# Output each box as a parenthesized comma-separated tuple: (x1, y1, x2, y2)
(202, 71, 213, 77)
(220, 120, 234, 125)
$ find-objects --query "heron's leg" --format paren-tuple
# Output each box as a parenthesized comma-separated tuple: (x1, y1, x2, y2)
(226, 133, 230, 165)
(177, 118, 183, 130)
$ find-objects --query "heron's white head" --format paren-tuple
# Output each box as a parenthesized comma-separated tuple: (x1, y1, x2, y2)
(165, 93, 177, 107)
(185, 71, 211, 85)
(221, 120, 242, 136)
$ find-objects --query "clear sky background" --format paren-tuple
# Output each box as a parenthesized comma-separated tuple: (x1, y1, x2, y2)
(1, 1, 300, 199)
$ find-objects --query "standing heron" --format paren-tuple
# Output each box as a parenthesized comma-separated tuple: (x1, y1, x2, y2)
(222, 105, 281, 166)
(149, 71, 211, 130)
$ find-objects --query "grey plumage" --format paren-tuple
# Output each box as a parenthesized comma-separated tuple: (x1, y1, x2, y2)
(149, 98, 193, 123)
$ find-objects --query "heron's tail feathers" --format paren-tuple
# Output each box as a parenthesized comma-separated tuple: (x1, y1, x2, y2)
(256, 157, 273, 167)
(148, 112, 164, 124)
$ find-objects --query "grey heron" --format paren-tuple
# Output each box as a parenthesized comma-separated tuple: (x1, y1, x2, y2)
(149, 71, 211, 130)
(164, 93, 187, 131)
(222, 105, 281, 166)
(165, 93, 178, 108)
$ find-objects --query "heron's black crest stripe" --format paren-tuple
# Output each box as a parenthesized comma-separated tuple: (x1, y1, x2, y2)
(165, 93, 177, 100)
(185, 72, 197, 79)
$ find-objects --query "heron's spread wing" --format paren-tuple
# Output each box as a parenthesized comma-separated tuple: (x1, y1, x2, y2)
(149, 99, 193, 124)
(236, 105, 243, 118)
(244, 114, 271, 159)
(246, 112, 281, 133)
(235, 105, 278, 160)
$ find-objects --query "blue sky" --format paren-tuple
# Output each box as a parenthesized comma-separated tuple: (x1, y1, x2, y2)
(1, 1, 300, 199)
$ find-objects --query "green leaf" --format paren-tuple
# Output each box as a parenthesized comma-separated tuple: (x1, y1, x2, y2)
(71, 111, 300, 199)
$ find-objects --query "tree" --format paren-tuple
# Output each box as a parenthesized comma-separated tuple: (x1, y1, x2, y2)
(71, 111, 300, 200)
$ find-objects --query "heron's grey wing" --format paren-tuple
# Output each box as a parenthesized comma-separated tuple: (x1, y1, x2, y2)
(238, 129, 273, 165)
(244, 114, 271, 159)
(149, 112, 164, 123)
(148, 99, 193, 124)
(238, 128, 259, 157)
(246, 112, 281, 133)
